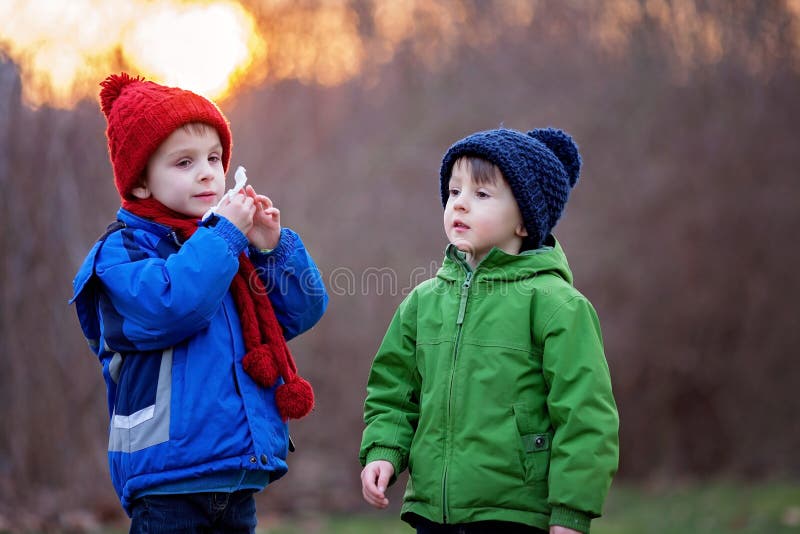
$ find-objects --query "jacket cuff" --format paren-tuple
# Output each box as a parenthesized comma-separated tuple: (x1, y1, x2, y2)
(365, 446, 406, 485)
(248, 228, 299, 268)
(205, 214, 248, 256)
(248, 229, 281, 257)
(550, 505, 591, 533)
(266, 228, 297, 265)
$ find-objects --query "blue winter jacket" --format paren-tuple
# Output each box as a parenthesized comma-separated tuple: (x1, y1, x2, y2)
(70, 208, 328, 514)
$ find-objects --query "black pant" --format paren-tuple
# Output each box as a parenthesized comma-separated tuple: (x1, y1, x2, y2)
(413, 516, 547, 534)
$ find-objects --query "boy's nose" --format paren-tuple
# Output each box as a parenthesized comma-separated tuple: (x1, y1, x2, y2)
(197, 162, 215, 181)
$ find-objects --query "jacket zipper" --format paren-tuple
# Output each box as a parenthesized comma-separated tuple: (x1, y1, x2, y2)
(221, 301, 243, 397)
(442, 269, 472, 523)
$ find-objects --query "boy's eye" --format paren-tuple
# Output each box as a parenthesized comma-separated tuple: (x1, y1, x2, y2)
(449, 188, 460, 196)
(476, 191, 490, 198)
(209, 155, 221, 163)
(176, 158, 191, 168)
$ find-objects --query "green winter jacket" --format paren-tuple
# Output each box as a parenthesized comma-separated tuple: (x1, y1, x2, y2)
(360, 240, 619, 533)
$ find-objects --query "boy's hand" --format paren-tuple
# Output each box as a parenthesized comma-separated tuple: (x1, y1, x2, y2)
(244, 185, 281, 250)
(551, 527, 582, 534)
(216, 190, 255, 235)
(361, 460, 394, 509)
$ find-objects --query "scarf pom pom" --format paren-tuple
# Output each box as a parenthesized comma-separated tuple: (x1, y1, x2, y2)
(242, 345, 279, 387)
(276, 377, 314, 420)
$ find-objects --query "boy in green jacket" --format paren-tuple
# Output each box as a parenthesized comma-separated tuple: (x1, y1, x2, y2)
(360, 128, 619, 534)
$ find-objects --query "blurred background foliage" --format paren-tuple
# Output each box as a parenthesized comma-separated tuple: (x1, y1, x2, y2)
(1, 0, 799, 531)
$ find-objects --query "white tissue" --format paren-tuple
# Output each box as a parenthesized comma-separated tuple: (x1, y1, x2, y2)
(202, 165, 248, 221)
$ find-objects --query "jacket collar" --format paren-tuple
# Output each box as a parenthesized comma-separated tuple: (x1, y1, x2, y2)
(437, 234, 574, 285)
(117, 208, 178, 240)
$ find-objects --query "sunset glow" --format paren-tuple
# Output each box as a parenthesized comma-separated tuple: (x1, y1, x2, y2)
(0, 0, 797, 109)
(121, 2, 265, 98)
(0, 0, 263, 107)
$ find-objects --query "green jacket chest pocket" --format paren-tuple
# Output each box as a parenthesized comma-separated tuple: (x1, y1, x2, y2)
(513, 403, 552, 482)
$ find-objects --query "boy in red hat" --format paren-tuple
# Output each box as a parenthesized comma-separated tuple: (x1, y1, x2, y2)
(360, 128, 618, 533)
(71, 73, 328, 533)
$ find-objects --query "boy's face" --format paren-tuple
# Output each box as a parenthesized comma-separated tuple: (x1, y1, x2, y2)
(132, 124, 226, 218)
(443, 158, 527, 265)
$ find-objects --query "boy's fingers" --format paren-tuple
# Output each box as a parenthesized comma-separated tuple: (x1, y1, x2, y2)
(362, 468, 381, 491)
(361, 466, 377, 485)
(360, 463, 392, 508)
(362, 485, 377, 503)
(377, 469, 391, 493)
(362, 487, 388, 509)
(361, 476, 379, 505)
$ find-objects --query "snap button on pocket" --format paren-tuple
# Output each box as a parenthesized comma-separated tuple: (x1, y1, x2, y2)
(249, 456, 257, 464)
(523, 433, 550, 452)
(533, 433, 550, 451)
(524, 433, 552, 481)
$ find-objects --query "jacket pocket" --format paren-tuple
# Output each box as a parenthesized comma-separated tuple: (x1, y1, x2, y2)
(109, 348, 173, 453)
(512, 403, 552, 482)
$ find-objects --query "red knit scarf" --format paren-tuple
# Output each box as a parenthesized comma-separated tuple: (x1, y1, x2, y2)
(123, 198, 314, 421)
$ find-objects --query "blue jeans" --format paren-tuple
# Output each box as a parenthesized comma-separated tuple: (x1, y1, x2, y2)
(129, 490, 257, 534)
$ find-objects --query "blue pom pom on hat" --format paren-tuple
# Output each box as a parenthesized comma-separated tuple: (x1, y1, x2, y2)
(439, 127, 582, 249)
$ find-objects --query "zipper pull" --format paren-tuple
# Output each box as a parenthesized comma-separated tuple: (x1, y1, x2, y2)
(168, 231, 183, 247)
(456, 272, 472, 325)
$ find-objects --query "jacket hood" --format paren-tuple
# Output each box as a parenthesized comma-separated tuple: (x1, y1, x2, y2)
(437, 234, 573, 284)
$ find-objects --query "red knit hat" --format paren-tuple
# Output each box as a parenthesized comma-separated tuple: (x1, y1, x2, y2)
(99, 73, 233, 200)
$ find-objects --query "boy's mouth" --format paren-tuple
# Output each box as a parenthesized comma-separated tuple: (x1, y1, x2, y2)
(453, 220, 470, 230)
(194, 191, 218, 204)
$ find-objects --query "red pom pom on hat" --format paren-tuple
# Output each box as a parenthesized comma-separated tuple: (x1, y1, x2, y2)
(99, 73, 142, 118)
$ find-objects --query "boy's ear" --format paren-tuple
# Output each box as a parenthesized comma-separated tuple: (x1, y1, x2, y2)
(131, 185, 151, 199)
(515, 224, 528, 238)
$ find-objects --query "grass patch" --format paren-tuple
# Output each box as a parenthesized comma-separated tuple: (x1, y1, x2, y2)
(260, 481, 800, 534)
(593, 480, 800, 533)
(261, 514, 410, 534)
(6, 480, 798, 533)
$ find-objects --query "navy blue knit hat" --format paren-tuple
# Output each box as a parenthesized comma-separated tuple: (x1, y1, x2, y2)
(440, 127, 581, 249)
